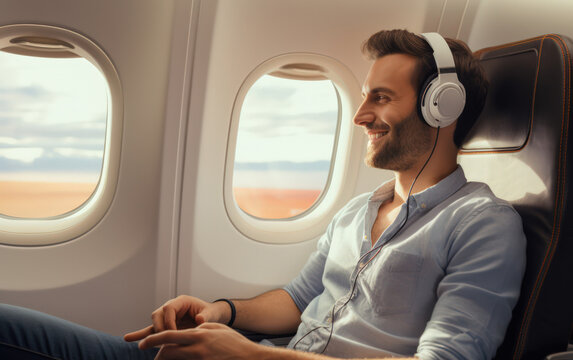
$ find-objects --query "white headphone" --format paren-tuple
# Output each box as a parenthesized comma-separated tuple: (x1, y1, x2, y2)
(419, 32, 466, 128)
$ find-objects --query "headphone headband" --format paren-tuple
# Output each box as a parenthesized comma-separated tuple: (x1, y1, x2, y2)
(421, 33, 457, 75)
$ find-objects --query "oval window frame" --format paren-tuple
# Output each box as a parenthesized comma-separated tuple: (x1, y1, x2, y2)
(0, 24, 123, 246)
(224, 53, 362, 244)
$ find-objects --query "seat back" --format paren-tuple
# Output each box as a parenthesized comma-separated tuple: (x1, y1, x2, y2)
(458, 34, 573, 359)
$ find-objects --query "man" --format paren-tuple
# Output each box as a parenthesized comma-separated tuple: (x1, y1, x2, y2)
(0, 29, 525, 360)
(123, 29, 525, 359)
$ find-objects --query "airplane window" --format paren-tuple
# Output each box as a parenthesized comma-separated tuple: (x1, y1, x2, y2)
(0, 50, 107, 218)
(232, 74, 339, 219)
(225, 54, 360, 243)
(0, 24, 122, 246)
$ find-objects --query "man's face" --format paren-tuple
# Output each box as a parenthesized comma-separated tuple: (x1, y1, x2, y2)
(353, 54, 432, 171)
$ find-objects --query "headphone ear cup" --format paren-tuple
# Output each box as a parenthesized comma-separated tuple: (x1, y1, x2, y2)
(418, 73, 438, 127)
(419, 75, 465, 128)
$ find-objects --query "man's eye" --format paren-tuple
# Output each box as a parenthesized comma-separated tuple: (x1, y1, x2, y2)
(375, 95, 389, 103)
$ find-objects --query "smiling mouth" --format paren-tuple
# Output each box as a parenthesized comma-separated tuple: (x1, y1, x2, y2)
(368, 131, 389, 141)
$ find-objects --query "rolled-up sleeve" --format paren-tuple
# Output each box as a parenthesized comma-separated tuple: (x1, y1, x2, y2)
(416, 204, 527, 360)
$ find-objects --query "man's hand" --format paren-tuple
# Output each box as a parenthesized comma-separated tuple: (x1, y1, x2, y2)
(138, 322, 261, 360)
(133, 313, 418, 360)
(124, 295, 230, 342)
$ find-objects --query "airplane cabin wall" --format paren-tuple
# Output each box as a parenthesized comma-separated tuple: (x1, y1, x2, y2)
(462, 0, 573, 50)
(0, 0, 178, 336)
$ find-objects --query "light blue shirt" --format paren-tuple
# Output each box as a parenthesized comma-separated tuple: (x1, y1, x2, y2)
(284, 166, 526, 359)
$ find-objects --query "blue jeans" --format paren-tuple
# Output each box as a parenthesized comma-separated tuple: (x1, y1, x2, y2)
(0, 304, 159, 360)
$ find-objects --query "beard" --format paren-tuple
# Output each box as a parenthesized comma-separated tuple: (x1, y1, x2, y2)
(365, 111, 433, 171)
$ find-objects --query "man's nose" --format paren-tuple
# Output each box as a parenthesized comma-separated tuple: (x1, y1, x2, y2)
(352, 100, 375, 127)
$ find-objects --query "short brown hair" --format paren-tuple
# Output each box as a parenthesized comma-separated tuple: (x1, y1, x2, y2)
(362, 29, 488, 148)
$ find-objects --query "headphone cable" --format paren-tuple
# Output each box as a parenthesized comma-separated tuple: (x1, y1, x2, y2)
(311, 126, 441, 354)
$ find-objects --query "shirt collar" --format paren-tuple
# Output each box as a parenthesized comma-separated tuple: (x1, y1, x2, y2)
(368, 166, 467, 210)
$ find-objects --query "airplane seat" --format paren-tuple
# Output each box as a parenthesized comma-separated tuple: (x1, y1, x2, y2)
(458, 34, 573, 360)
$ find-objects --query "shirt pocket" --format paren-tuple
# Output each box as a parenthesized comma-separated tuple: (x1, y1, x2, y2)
(360, 249, 424, 316)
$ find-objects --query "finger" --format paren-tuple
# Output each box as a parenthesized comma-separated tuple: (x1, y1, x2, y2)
(163, 305, 178, 330)
(194, 310, 209, 325)
(124, 325, 154, 342)
(151, 309, 166, 333)
(194, 314, 205, 325)
(139, 329, 198, 350)
(195, 303, 222, 325)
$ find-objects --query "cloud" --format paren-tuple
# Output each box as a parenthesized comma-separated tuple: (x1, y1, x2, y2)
(0, 116, 106, 149)
(239, 74, 339, 138)
(246, 85, 297, 103)
(232, 163, 330, 189)
(0, 86, 54, 115)
(0, 54, 109, 181)
(239, 110, 338, 136)
(0, 85, 53, 100)
(0, 153, 102, 173)
(234, 160, 330, 172)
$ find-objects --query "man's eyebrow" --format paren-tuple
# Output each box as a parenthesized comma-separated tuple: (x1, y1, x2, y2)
(361, 87, 397, 97)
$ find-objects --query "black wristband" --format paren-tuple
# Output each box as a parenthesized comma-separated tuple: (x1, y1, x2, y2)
(214, 298, 236, 327)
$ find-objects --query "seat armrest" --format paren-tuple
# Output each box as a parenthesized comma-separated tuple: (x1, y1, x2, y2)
(545, 351, 573, 360)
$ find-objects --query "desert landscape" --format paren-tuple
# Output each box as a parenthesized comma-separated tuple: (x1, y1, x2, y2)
(0, 181, 96, 218)
(0, 182, 321, 220)
(233, 187, 321, 219)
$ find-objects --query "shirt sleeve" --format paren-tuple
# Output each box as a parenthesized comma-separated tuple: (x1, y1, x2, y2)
(416, 204, 527, 360)
(283, 219, 336, 313)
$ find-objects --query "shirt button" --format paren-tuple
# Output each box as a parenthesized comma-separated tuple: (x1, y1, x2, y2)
(421, 203, 427, 209)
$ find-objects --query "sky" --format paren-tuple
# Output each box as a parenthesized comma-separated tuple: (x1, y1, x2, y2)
(0, 50, 108, 182)
(233, 75, 339, 189)
(0, 52, 339, 190)
(236, 74, 338, 164)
